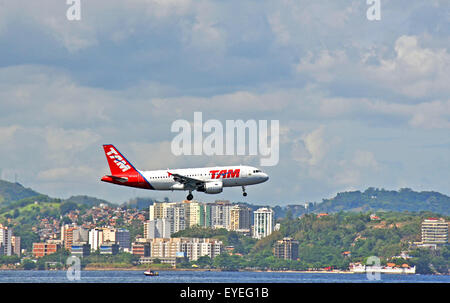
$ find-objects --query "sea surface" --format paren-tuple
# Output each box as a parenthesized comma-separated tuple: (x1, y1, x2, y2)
(0, 270, 448, 283)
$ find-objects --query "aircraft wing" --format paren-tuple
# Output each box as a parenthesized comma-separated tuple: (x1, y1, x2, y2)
(167, 172, 205, 189)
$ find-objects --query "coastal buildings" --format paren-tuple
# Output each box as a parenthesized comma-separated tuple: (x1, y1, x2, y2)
(253, 208, 274, 239)
(139, 237, 224, 263)
(273, 237, 299, 260)
(59, 224, 131, 255)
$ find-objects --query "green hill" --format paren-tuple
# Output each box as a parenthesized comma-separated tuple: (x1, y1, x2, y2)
(0, 180, 41, 204)
(281, 188, 450, 218)
(63, 195, 112, 207)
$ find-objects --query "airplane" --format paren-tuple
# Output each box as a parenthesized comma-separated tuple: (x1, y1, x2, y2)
(100, 144, 269, 201)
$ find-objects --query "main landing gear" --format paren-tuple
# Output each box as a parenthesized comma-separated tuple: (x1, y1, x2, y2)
(186, 190, 193, 201)
(242, 186, 247, 197)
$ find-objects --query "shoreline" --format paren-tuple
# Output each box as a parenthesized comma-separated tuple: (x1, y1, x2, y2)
(1, 267, 436, 275)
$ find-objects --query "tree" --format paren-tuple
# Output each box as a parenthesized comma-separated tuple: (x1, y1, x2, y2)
(60, 201, 78, 215)
(196, 256, 213, 268)
(22, 259, 36, 270)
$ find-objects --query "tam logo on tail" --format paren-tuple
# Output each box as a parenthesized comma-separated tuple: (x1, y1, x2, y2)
(105, 146, 131, 173)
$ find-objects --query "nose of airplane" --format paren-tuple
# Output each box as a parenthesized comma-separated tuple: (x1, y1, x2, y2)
(262, 173, 269, 182)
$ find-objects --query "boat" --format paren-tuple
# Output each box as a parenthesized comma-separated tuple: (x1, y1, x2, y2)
(144, 269, 159, 276)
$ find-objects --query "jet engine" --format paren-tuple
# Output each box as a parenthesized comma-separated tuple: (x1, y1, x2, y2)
(199, 181, 223, 194)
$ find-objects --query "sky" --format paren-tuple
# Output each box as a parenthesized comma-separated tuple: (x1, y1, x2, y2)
(0, 0, 449, 205)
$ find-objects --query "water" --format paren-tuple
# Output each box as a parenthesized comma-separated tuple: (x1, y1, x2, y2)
(0, 270, 448, 283)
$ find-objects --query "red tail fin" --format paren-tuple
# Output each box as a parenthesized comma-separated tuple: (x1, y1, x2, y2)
(102, 144, 138, 176)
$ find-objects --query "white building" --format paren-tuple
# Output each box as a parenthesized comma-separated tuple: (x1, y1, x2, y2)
(88, 228, 104, 251)
(0, 225, 12, 256)
(253, 208, 274, 239)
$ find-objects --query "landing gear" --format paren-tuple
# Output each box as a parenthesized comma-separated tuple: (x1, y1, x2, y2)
(242, 186, 247, 197)
(186, 191, 193, 201)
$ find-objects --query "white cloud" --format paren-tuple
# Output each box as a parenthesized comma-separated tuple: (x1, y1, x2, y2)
(367, 35, 450, 98)
(296, 50, 349, 82)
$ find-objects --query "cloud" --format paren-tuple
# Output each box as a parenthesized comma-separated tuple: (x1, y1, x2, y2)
(0, 2, 449, 204)
(296, 50, 349, 83)
(367, 35, 450, 98)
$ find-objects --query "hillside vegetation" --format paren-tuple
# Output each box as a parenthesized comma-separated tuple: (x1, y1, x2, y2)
(175, 211, 449, 274)
(278, 188, 450, 218)
(0, 180, 40, 204)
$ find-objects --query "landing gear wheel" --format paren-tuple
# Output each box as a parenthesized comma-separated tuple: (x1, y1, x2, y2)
(186, 193, 193, 201)
(242, 186, 247, 197)
(243, 192, 247, 197)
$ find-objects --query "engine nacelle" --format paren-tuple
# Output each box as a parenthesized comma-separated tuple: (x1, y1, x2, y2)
(199, 181, 223, 194)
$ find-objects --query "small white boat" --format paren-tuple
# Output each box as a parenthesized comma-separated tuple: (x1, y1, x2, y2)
(144, 269, 159, 276)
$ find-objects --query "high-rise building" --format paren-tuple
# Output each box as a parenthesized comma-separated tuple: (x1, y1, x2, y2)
(116, 228, 130, 250)
(61, 224, 77, 250)
(184, 201, 204, 227)
(11, 236, 20, 256)
(88, 228, 104, 251)
(273, 237, 299, 260)
(421, 218, 448, 245)
(229, 205, 252, 231)
(163, 203, 186, 233)
(173, 204, 187, 232)
(62, 224, 89, 251)
(150, 202, 187, 234)
(210, 201, 232, 229)
(0, 225, 12, 256)
(149, 202, 166, 221)
(253, 208, 274, 239)
(73, 227, 89, 243)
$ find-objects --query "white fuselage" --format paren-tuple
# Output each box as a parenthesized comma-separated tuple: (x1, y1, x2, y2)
(141, 165, 268, 191)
